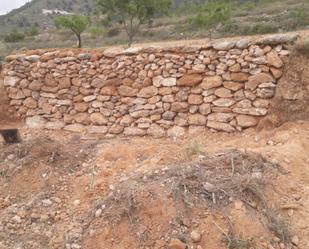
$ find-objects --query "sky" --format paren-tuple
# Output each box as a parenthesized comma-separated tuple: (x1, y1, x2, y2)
(0, 0, 30, 15)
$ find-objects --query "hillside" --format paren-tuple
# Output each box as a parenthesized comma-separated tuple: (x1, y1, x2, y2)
(0, 0, 95, 33)
(0, 0, 203, 33)
(2, 0, 308, 35)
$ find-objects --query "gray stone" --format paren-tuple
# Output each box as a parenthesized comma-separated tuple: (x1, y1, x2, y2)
(207, 121, 235, 132)
(236, 115, 258, 128)
(167, 126, 186, 139)
(26, 116, 47, 129)
(162, 77, 177, 87)
(40, 93, 56, 98)
(236, 39, 251, 49)
(232, 107, 268, 116)
(87, 126, 108, 134)
(57, 100, 72, 106)
(162, 111, 176, 120)
(213, 98, 235, 107)
(208, 113, 235, 123)
(256, 88, 275, 99)
(4, 76, 19, 87)
(45, 121, 65, 130)
(62, 57, 77, 62)
(147, 124, 166, 138)
(257, 34, 299, 45)
(190, 230, 202, 243)
(213, 41, 235, 50)
(64, 124, 85, 132)
(124, 127, 146, 136)
(25, 55, 40, 62)
(83, 95, 97, 102)
(78, 53, 91, 60)
(152, 76, 163, 87)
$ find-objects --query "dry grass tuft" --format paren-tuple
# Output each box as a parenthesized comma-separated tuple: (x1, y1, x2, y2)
(185, 141, 204, 157)
(88, 150, 292, 247)
(264, 209, 291, 244)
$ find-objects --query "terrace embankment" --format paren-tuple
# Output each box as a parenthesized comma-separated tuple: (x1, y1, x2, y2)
(0, 33, 303, 137)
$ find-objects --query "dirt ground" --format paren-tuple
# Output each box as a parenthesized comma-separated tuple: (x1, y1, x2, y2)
(0, 120, 308, 249)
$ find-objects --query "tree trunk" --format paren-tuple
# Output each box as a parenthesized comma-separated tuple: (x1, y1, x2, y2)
(128, 34, 133, 48)
(76, 34, 82, 48)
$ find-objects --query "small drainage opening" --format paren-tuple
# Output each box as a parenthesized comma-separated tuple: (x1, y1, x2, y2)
(0, 129, 22, 144)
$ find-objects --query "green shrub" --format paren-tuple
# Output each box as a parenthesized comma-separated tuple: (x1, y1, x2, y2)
(238, 1, 257, 11)
(242, 23, 278, 35)
(289, 8, 309, 27)
(252, 23, 278, 34)
(90, 26, 105, 38)
(219, 21, 240, 34)
(25, 27, 39, 37)
(4, 29, 25, 43)
(0, 41, 7, 61)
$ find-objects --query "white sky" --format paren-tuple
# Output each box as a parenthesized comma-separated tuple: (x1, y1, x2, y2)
(0, 0, 30, 15)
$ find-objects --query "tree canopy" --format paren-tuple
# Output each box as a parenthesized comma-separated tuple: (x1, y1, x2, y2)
(97, 0, 171, 46)
(55, 15, 91, 48)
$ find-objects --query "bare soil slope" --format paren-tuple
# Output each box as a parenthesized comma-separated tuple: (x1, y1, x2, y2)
(0, 121, 308, 249)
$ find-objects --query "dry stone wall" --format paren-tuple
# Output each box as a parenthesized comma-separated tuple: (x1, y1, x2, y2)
(1, 34, 298, 137)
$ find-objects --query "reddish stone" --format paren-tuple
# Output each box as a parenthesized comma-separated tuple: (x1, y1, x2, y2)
(177, 74, 203, 87)
(230, 72, 249, 82)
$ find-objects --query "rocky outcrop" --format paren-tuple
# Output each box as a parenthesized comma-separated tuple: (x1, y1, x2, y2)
(1, 34, 296, 136)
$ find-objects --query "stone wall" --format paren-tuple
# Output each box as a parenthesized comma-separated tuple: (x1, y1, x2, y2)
(0, 74, 17, 123)
(0, 34, 298, 137)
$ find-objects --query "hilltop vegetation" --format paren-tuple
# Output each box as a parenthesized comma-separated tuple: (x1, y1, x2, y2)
(0, 0, 308, 59)
(0, 0, 94, 32)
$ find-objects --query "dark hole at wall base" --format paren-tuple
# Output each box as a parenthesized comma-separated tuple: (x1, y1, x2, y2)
(0, 129, 22, 144)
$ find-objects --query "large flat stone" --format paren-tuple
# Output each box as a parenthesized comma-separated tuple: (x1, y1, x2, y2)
(207, 121, 235, 132)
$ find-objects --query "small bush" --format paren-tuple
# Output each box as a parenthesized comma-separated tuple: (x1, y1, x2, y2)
(219, 21, 240, 34)
(25, 27, 39, 37)
(289, 8, 309, 27)
(0, 41, 7, 61)
(90, 26, 105, 38)
(237, 1, 257, 12)
(251, 23, 278, 34)
(4, 29, 25, 43)
(242, 23, 278, 35)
